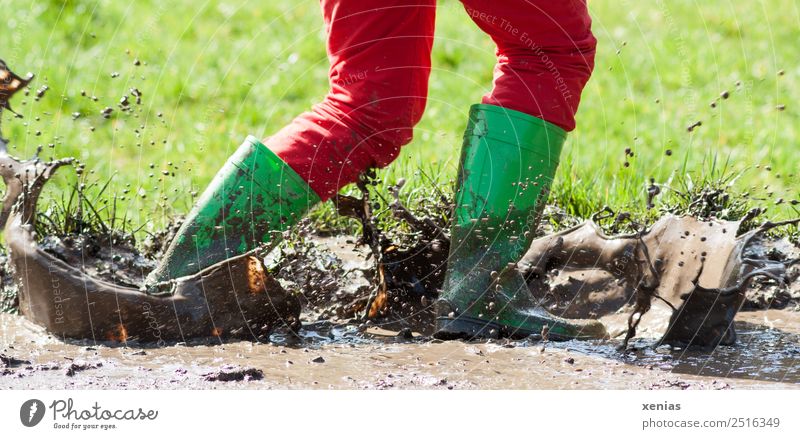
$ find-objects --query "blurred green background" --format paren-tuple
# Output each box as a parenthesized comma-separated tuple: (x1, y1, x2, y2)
(1, 0, 797, 234)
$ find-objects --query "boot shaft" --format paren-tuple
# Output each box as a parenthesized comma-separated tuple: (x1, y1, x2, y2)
(445, 104, 566, 302)
(434, 104, 611, 340)
(146, 136, 319, 285)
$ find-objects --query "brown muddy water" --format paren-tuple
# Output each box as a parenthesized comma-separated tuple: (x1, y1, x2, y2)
(1, 309, 797, 389)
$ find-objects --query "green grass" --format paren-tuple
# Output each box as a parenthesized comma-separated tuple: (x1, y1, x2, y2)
(1, 0, 798, 238)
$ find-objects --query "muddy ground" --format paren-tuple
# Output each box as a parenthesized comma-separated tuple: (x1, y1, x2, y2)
(1, 234, 798, 390)
(1, 308, 797, 389)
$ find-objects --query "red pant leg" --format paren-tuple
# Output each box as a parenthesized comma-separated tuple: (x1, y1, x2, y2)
(460, 0, 596, 131)
(265, 1, 436, 200)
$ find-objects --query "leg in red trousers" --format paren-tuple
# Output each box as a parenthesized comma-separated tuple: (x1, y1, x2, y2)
(460, 0, 596, 131)
(266, 0, 595, 200)
(265, 1, 436, 200)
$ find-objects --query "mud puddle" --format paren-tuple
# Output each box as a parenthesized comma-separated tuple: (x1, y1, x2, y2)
(1, 309, 797, 389)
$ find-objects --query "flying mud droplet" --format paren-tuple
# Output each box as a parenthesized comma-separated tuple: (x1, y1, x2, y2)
(130, 87, 142, 105)
(34, 85, 48, 101)
(647, 178, 661, 209)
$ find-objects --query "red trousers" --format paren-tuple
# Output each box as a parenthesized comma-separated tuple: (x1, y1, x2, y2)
(266, 0, 596, 200)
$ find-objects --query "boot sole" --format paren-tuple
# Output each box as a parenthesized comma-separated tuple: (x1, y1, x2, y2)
(433, 316, 536, 340)
(434, 316, 605, 341)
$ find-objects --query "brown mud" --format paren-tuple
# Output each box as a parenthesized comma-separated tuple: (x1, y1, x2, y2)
(1, 61, 799, 389)
(1, 309, 797, 389)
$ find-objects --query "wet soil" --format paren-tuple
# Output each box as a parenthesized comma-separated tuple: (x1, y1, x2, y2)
(1, 309, 796, 389)
(37, 233, 156, 289)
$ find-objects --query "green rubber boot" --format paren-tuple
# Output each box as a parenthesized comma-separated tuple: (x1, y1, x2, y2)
(145, 136, 319, 287)
(434, 104, 607, 340)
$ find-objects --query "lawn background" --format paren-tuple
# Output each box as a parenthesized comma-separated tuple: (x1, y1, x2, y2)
(1, 0, 798, 235)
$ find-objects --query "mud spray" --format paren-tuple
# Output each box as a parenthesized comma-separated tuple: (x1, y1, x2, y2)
(1, 61, 798, 389)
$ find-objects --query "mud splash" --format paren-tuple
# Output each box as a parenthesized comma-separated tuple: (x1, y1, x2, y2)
(0, 60, 300, 342)
(0, 148, 300, 342)
(322, 178, 799, 349)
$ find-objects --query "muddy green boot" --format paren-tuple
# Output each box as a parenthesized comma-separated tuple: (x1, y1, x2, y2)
(433, 104, 607, 340)
(145, 136, 319, 287)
